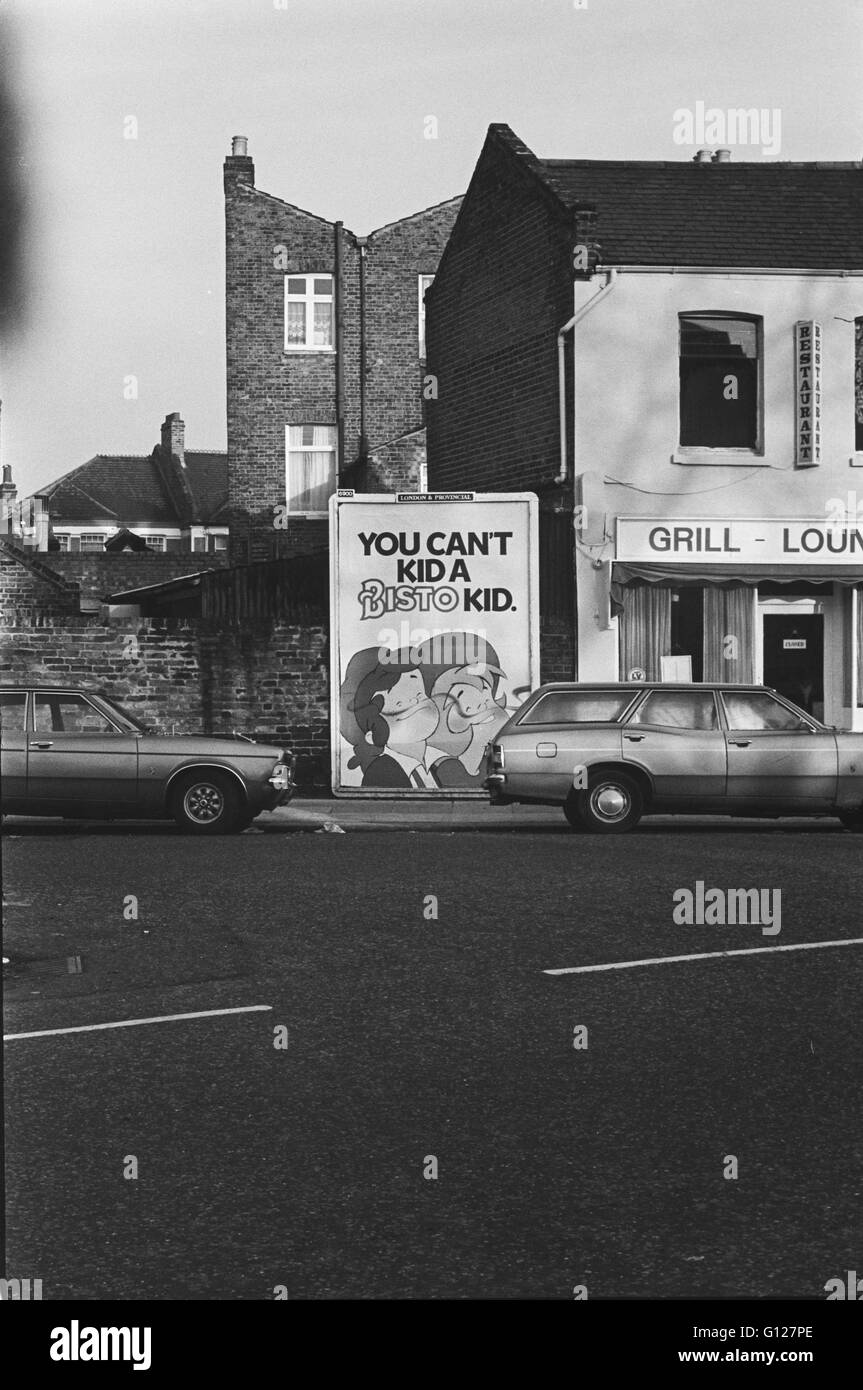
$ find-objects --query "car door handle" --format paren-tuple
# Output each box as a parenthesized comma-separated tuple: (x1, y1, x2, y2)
(29, 741, 54, 749)
(728, 739, 751, 747)
(624, 734, 644, 742)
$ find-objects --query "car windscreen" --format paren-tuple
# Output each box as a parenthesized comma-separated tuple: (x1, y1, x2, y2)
(516, 691, 636, 725)
(91, 696, 148, 732)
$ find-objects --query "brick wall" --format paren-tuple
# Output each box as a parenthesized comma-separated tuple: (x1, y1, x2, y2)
(48, 551, 229, 597)
(224, 153, 459, 560)
(0, 551, 79, 623)
(0, 618, 331, 786)
(1, 544, 331, 785)
(425, 130, 573, 498)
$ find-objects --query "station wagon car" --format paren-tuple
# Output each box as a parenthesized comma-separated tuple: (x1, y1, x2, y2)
(484, 682, 863, 834)
(0, 685, 294, 833)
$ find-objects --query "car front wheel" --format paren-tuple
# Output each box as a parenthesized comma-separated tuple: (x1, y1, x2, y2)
(171, 770, 244, 834)
(568, 771, 644, 834)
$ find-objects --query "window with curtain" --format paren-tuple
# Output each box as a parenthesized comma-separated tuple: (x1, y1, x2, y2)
(703, 585, 754, 682)
(284, 275, 334, 350)
(286, 425, 337, 514)
(618, 585, 672, 681)
(679, 314, 761, 449)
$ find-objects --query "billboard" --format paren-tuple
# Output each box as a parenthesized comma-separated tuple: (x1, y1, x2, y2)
(330, 492, 539, 795)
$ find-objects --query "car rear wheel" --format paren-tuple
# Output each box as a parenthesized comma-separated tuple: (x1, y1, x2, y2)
(171, 770, 243, 834)
(569, 771, 643, 834)
(839, 811, 863, 833)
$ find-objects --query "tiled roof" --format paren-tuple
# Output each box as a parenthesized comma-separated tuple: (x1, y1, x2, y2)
(487, 126, 863, 269)
(41, 451, 228, 529)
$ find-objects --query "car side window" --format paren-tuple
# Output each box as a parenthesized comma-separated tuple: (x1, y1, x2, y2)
(722, 691, 809, 732)
(518, 691, 634, 724)
(629, 691, 718, 730)
(34, 694, 116, 734)
(0, 692, 27, 731)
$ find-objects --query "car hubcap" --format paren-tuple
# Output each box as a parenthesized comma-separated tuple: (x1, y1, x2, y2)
(591, 784, 629, 822)
(184, 783, 224, 823)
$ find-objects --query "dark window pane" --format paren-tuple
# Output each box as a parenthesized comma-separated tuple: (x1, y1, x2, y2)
(680, 316, 760, 448)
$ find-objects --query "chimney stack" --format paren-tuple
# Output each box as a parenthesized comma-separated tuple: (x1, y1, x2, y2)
(161, 412, 186, 469)
(224, 136, 254, 189)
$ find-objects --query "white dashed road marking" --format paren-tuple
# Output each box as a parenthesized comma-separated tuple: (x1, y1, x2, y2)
(4, 1003, 273, 1041)
(544, 937, 863, 976)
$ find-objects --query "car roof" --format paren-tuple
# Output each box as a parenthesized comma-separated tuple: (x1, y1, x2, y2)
(527, 682, 775, 693)
(0, 683, 112, 695)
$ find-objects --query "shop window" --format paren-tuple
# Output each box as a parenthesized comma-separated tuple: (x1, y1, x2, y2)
(855, 317, 863, 451)
(670, 588, 704, 681)
(284, 274, 334, 350)
(679, 314, 761, 450)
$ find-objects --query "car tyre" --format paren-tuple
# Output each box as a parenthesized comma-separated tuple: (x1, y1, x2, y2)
(171, 770, 244, 835)
(839, 811, 863, 833)
(571, 770, 644, 834)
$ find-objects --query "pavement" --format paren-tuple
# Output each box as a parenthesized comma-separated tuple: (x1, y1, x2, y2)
(257, 796, 841, 833)
(259, 794, 557, 831)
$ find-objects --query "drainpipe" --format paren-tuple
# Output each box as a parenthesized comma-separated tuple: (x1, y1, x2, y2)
(555, 269, 617, 486)
(357, 236, 368, 463)
(334, 221, 345, 476)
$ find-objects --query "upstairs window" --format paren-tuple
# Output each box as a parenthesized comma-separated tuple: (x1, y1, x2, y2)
(418, 274, 434, 359)
(80, 533, 106, 552)
(679, 314, 760, 450)
(285, 274, 334, 350)
(286, 425, 337, 514)
(145, 536, 166, 552)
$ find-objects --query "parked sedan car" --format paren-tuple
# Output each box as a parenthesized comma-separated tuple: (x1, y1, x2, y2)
(0, 685, 294, 833)
(484, 682, 863, 834)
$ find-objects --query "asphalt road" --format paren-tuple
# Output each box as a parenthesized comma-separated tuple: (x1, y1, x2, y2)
(3, 819, 863, 1300)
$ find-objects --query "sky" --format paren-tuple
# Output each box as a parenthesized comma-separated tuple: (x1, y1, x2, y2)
(0, 0, 861, 498)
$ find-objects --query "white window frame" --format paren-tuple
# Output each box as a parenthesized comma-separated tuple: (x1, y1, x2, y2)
(54, 534, 70, 551)
(80, 532, 107, 552)
(284, 273, 335, 352)
(145, 535, 166, 552)
(285, 425, 338, 517)
(418, 274, 434, 359)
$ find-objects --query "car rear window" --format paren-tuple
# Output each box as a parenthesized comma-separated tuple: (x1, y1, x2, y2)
(517, 691, 634, 725)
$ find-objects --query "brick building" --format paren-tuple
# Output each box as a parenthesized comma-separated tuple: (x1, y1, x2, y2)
(426, 124, 863, 724)
(223, 136, 461, 559)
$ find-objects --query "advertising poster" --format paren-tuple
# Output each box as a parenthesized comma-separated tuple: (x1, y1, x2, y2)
(330, 492, 539, 794)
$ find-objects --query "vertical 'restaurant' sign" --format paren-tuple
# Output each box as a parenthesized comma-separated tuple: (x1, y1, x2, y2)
(795, 320, 822, 467)
(330, 492, 539, 794)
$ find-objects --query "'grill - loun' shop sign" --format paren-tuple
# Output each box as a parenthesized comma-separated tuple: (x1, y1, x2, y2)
(617, 517, 863, 565)
(330, 493, 539, 795)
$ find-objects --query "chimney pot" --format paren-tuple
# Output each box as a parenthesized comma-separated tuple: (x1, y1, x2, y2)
(712, 148, 732, 163)
(231, 136, 248, 157)
(693, 149, 713, 163)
